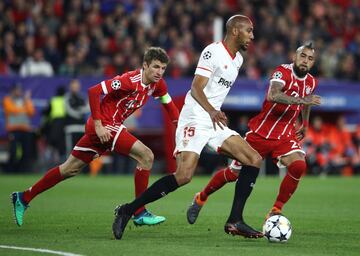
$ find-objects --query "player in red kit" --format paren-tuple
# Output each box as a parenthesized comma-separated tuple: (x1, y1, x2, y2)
(11, 47, 179, 228)
(186, 42, 322, 227)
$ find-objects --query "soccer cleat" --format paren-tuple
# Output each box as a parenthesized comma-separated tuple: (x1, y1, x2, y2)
(187, 192, 207, 224)
(265, 207, 282, 221)
(224, 221, 264, 238)
(112, 204, 132, 240)
(11, 192, 28, 227)
(133, 209, 166, 226)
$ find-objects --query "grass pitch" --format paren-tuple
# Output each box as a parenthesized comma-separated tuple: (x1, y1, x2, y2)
(0, 174, 359, 256)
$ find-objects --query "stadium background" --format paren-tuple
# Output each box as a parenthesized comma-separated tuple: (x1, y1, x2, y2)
(0, 0, 359, 176)
(0, 1, 359, 256)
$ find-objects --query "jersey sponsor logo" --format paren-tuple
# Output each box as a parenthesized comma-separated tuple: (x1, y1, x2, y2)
(203, 51, 212, 60)
(272, 71, 283, 79)
(111, 80, 121, 90)
(305, 85, 312, 95)
(218, 77, 233, 88)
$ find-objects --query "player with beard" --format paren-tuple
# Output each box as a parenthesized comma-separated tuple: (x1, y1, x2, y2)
(186, 42, 322, 228)
(112, 15, 265, 240)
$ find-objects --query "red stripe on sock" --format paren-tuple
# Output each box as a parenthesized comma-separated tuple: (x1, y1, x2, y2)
(134, 167, 150, 215)
(23, 166, 64, 204)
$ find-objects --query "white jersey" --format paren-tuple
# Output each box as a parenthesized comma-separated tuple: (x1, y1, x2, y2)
(179, 41, 244, 125)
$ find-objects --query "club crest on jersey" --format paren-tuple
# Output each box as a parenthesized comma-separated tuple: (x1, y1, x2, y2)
(272, 71, 283, 79)
(203, 51, 212, 60)
(305, 85, 312, 95)
(111, 80, 121, 90)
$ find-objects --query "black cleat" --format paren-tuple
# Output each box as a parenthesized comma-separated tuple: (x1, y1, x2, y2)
(224, 221, 264, 238)
(112, 204, 132, 240)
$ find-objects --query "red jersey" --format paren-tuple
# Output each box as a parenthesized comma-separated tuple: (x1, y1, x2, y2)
(248, 64, 318, 140)
(94, 69, 168, 126)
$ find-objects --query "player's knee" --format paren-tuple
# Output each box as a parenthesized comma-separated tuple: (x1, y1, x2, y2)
(288, 160, 307, 179)
(249, 153, 262, 168)
(138, 148, 154, 169)
(174, 171, 193, 186)
(61, 167, 82, 178)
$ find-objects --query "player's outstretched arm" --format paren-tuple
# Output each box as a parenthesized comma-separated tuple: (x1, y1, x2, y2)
(267, 81, 321, 106)
(190, 75, 227, 130)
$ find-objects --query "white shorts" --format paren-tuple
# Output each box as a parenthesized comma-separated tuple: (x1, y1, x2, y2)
(174, 120, 239, 156)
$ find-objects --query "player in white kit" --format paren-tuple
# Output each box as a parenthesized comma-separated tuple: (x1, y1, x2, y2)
(112, 15, 263, 240)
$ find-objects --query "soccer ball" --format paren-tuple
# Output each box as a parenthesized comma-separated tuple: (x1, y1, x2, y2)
(263, 215, 292, 243)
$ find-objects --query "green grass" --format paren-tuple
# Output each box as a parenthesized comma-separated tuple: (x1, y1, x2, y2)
(0, 174, 359, 256)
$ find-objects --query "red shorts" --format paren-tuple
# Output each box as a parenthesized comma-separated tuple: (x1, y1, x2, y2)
(71, 119, 137, 163)
(231, 131, 305, 169)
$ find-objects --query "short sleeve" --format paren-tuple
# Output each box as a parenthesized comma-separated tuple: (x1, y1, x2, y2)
(194, 45, 217, 78)
(152, 79, 168, 98)
(269, 65, 289, 86)
(99, 74, 130, 95)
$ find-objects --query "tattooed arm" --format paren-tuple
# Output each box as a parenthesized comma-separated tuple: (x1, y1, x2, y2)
(267, 81, 321, 106)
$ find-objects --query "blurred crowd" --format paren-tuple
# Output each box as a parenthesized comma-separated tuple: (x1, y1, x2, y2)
(2, 80, 89, 172)
(0, 0, 359, 80)
(303, 115, 360, 175)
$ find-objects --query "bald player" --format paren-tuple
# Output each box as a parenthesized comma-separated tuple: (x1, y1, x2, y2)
(112, 15, 264, 240)
(186, 42, 321, 231)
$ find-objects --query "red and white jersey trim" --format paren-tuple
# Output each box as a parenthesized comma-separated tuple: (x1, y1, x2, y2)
(101, 81, 108, 94)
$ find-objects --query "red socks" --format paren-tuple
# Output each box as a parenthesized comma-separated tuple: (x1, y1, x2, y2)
(200, 167, 238, 201)
(274, 160, 307, 210)
(134, 167, 150, 215)
(23, 166, 64, 204)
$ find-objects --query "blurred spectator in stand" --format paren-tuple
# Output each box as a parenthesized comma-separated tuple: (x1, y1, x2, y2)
(328, 115, 360, 175)
(103, 52, 126, 77)
(3, 83, 35, 172)
(58, 55, 78, 76)
(355, 125, 360, 175)
(43, 34, 62, 73)
(19, 48, 54, 77)
(303, 116, 331, 175)
(64, 79, 89, 126)
(319, 39, 343, 78)
(335, 53, 358, 81)
(64, 79, 89, 150)
(42, 86, 67, 164)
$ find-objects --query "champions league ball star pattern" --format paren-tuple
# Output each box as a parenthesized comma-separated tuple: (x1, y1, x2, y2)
(263, 215, 292, 243)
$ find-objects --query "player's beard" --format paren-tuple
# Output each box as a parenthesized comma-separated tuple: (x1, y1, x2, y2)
(293, 64, 308, 78)
(240, 45, 247, 51)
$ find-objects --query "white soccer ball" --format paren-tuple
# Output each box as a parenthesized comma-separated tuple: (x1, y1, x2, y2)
(263, 215, 292, 243)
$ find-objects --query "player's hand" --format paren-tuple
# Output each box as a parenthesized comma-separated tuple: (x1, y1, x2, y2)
(208, 110, 227, 130)
(302, 95, 321, 106)
(95, 122, 112, 143)
(295, 125, 307, 141)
